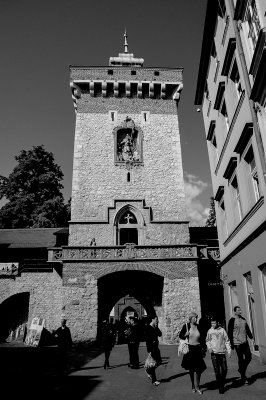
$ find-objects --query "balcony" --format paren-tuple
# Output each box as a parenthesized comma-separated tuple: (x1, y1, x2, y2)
(48, 244, 220, 263)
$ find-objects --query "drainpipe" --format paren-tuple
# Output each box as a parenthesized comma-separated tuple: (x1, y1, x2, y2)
(228, 0, 266, 184)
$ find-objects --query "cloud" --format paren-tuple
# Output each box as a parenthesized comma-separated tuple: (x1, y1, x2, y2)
(184, 173, 210, 226)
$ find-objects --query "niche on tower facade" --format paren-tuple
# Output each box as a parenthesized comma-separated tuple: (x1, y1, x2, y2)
(114, 117, 143, 166)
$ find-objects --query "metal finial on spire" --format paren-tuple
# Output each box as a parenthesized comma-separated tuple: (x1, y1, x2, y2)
(124, 28, 128, 53)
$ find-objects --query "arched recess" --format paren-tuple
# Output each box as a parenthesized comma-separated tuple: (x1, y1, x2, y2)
(113, 204, 145, 245)
(97, 270, 163, 339)
(0, 292, 30, 342)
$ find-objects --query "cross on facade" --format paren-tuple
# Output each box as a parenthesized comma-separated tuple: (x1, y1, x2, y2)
(125, 213, 133, 224)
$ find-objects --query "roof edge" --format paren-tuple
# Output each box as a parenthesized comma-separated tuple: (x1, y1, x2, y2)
(195, 0, 218, 105)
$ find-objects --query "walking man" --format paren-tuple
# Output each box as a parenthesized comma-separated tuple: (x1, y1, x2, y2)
(124, 315, 141, 369)
(54, 318, 73, 375)
(206, 317, 231, 394)
(228, 306, 254, 384)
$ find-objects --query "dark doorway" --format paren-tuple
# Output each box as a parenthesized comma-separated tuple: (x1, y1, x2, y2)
(120, 228, 138, 245)
(0, 292, 30, 342)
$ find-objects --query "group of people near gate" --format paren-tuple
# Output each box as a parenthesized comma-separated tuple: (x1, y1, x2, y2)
(101, 305, 255, 394)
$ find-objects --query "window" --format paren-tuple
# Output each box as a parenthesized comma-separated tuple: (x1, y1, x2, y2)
(230, 174, 243, 223)
(219, 196, 229, 239)
(244, 0, 261, 51)
(211, 41, 217, 58)
(154, 71, 160, 76)
(131, 70, 136, 75)
(228, 281, 238, 313)
(214, 82, 230, 131)
(109, 110, 117, 122)
(141, 111, 149, 122)
(117, 210, 138, 245)
(220, 98, 230, 130)
(218, 0, 226, 18)
(229, 58, 243, 99)
(244, 145, 260, 203)
(244, 271, 259, 351)
(205, 82, 210, 100)
(108, 69, 113, 75)
(207, 121, 219, 166)
(215, 186, 228, 239)
(261, 265, 266, 303)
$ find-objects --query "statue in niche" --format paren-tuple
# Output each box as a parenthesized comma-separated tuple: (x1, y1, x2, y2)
(116, 118, 141, 162)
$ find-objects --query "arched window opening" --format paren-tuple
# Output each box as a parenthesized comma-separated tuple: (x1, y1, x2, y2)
(118, 210, 138, 245)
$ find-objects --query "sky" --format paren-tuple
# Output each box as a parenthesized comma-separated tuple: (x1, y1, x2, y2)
(0, 0, 212, 226)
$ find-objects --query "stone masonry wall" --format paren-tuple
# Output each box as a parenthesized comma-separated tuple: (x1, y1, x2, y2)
(0, 271, 63, 332)
(69, 221, 190, 247)
(60, 259, 199, 343)
(71, 110, 186, 235)
(162, 276, 201, 342)
(70, 66, 183, 85)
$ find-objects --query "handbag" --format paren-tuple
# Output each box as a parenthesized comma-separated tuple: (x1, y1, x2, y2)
(144, 352, 157, 370)
(178, 339, 189, 356)
(178, 323, 189, 356)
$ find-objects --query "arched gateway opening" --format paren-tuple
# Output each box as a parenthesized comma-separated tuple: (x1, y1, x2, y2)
(0, 292, 30, 342)
(97, 270, 164, 340)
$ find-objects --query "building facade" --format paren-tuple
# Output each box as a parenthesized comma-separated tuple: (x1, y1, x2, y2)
(195, 0, 266, 362)
(0, 35, 222, 345)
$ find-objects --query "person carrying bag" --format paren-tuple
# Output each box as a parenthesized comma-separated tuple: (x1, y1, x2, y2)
(144, 315, 162, 386)
(179, 312, 207, 394)
(178, 323, 189, 356)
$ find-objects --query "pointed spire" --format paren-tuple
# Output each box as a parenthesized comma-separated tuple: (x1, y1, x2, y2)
(124, 28, 128, 53)
(109, 29, 144, 67)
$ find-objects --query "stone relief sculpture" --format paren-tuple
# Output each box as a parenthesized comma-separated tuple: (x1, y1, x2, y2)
(116, 117, 141, 163)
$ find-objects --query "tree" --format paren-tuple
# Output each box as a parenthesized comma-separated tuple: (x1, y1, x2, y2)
(0, 145, 70, 228)
(205, 196, 216, 227)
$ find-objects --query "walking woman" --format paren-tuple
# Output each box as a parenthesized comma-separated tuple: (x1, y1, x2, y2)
(145, 315, 162, 386)
(179, 312, 207, 394)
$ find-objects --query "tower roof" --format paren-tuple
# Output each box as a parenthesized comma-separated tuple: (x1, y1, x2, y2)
(109, 29, 144, 67)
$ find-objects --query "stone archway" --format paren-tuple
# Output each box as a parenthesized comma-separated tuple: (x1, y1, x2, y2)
(97, 270, 163, 339)
(0, 292, 30, 342)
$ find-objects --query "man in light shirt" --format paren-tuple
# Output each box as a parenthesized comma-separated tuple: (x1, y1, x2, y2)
(206, 317, 231, 394)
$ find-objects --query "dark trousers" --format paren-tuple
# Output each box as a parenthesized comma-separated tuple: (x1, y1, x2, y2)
(146, 366, 157, 383)
(128, 342, 139, 367)
(104, 347, 111, 367)
(235, 342, 252, 379)
(57, 347, 69, 374)
(211, 353, 228, 388)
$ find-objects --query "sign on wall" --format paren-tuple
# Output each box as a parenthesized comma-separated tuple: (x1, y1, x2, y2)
(0, 263, 18, 275)
(25, 317, 45, 347)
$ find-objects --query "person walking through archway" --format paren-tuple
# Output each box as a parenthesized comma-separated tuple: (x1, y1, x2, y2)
(124, 315, 141, 369)
(179, 312, 207, 394)
(101, 319, 115, 369)
(145, 315, 162, 386)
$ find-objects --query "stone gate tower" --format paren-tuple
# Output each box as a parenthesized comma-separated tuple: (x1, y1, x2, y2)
(65, 32, 201, 342)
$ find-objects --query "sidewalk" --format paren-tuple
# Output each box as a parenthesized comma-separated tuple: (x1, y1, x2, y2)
(1, 342, 266, 400)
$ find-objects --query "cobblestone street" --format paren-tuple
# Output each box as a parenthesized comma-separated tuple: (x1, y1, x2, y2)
(1, 342, 266, 400)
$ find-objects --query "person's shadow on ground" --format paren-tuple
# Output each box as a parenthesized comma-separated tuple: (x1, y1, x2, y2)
(160, 372, 188, 383)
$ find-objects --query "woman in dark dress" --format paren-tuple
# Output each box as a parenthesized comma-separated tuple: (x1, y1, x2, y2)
(145, 315, 162, 386)
(179, 312, 207, 394)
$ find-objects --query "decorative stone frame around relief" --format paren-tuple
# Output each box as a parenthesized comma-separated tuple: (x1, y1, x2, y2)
(113, 117, 143, 169)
